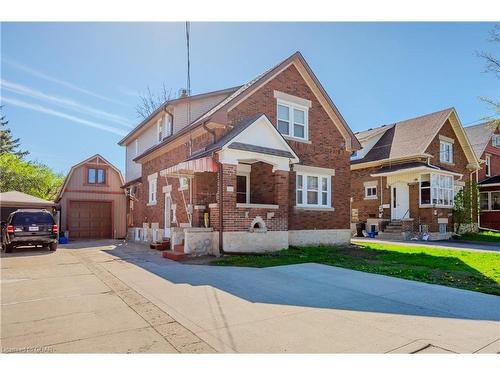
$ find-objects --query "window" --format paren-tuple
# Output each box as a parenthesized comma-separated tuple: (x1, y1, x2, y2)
(493, 134, 500, 147)
(420, 173, 454, 207)
(88, 168, 105, 184)
(296, 173, 331, 208)
(148, 178, 157, 204)
(277, 101, 308, 140)
(480, 191, 500, 211)
(439, 223, 447, 234)
(485, 155, 491, 177)
(365, 186, 377, 199)
(157, 119, 163, 143)
(165, 114, 173, 138)
(236, 174, 249, 204)
(440, 141, 453, 163)
(135, 139, 139, 156)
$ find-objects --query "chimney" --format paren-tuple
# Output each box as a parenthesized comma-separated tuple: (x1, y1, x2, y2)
(178, 88, 189, 98)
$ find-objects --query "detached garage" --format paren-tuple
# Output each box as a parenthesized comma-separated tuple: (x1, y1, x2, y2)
(56, 154, 126, 239)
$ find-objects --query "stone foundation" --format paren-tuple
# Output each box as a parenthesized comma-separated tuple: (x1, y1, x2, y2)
(222, 231, 288, 253)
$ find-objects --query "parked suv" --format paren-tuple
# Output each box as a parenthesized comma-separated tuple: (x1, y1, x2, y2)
(2, 209, 58, 253)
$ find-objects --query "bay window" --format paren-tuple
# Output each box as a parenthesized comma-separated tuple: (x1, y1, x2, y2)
(296, 173, 331, 208)
(277, 100, 308, 140)
(420, 173, 454, 207)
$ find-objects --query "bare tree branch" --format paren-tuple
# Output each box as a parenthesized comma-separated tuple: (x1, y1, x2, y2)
(135, 83, 172, 119)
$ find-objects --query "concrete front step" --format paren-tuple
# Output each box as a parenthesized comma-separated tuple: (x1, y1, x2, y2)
(162, 251, 186, 261)
(384, 228, 403, 233)
(173, 244, 184, 253)
(377, 232, 405, 240)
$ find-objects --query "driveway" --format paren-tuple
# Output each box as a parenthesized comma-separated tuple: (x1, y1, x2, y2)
(2, 240, 499, 353)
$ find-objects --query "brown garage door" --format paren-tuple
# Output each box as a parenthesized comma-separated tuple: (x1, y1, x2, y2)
(69, 201, 112, 239)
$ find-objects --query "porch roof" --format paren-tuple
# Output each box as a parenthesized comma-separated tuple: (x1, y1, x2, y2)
(479, 175, 500, 186)
(370, 162, 463, 177)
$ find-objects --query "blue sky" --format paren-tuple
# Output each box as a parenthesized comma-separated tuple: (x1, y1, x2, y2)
(1, 22, 497, 174)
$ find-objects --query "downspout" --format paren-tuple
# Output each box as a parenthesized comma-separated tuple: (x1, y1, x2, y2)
(217, 157, 224, 255)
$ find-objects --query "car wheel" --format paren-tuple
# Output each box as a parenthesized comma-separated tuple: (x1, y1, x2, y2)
(49, 243, 57, 251)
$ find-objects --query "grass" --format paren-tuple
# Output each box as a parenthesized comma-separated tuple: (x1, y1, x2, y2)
(458, 230, 500, 243)
(211, 243, 500, 295)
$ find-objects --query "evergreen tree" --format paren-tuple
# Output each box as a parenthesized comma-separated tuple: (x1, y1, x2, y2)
(0, 106, 29, 157)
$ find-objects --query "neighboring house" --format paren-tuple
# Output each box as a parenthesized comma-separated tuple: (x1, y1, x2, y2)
(465, 121, 500, 230)
(350, 108, 480, 240)
(56, 155, 127, 239)
(119, 51, 361, 254)
(0, 191, 56, 222)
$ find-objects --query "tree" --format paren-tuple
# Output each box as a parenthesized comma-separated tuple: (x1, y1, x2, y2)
(453, 182, 479, 235)
(0, 106, 29, 157)
(477, 24, 500, 128)
(135, 82, 172, 119)
(0, 153, 64, 201)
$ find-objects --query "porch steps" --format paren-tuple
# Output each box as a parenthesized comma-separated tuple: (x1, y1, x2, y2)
(162, 240, 185, 261)
(378, 220, 404, 240)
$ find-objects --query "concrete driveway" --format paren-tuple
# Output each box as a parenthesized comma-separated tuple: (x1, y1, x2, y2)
(2, 240, 499, 353)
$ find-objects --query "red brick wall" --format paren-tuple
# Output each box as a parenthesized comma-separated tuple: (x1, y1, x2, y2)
(227, 64, 352, 230)
(250, 162, 275, 204)
(350, 169, 390, 222)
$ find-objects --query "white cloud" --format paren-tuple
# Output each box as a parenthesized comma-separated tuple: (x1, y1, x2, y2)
(1, 96, 128, 136)
(2, 58, 125, 106)
(1, 79, 134, 128)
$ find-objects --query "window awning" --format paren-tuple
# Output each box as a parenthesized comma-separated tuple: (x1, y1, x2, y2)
(159, 156, 218, 177)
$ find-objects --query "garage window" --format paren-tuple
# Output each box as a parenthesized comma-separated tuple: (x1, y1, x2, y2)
(88, 168, 105, 184)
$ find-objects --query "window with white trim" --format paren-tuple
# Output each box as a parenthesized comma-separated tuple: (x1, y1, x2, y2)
(419, 173, 454, 207)
(485, 155, 491, 177)
(179, 176, 189, 191)
(365, 186, 377, 199)
(277, 100, 308, 140)
(492, 134, 500, 147)
(440, 140, 453, 163)
(165, 114, 173, 138)
(148, 178, 157, 204)
(296, 173, 331, 207)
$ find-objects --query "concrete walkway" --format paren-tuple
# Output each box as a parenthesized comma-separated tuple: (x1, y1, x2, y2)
(352, 238, 500, 253)
(2, 240, 499, 353)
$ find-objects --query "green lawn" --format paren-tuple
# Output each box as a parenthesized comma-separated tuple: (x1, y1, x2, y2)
(211, 243, 500, 295)
(458, 231, 500, 243)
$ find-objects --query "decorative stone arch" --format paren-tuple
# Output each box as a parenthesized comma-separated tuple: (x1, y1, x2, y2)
(249, 216, 267, 233)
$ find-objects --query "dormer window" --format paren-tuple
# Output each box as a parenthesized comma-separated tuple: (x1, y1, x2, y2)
(440, 140, 453, 164)
(88, 167, 105, 184)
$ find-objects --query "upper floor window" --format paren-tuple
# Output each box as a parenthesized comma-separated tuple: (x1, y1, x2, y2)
(440, 140, 453, 164)
(277, 100, 308, 140)
(485, 155, 491, 177)
(88, 168, 105, 184)
(296, 173, 331, 208)
(135, 139, 139, 156)
(157, 119, 163, 143)
(493, 134, 500, 148)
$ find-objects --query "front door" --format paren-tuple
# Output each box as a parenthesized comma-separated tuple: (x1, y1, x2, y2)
(391, 182, 409, 220)
(164, 193, 171, 238)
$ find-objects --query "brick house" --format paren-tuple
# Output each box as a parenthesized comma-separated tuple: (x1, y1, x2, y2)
(465, 121, 500, 230)
(118, 52, 361, 255)
(350, 108, 480, 240)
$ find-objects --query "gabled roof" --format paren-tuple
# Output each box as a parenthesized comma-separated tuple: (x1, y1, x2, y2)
(465, 121, 498, 159)
(352, 108, 480, 169)
(188, 113, 299, 162)
(133, 51, 360, 163)
(0, 191, 55, 207)
(118, 86, 241, 146)
(56, 154, 125, 201)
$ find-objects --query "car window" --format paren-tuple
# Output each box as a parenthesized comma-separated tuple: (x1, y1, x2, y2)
(11, 212, 54, 225)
